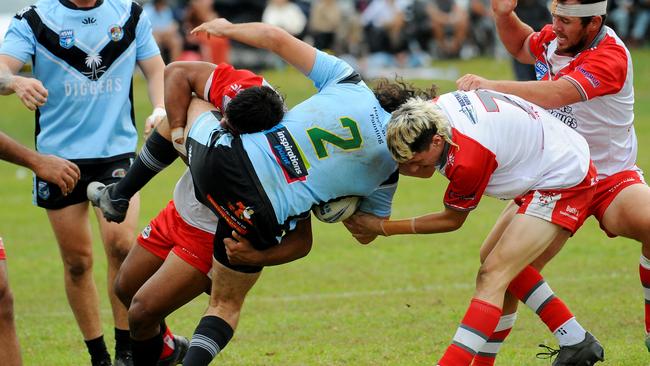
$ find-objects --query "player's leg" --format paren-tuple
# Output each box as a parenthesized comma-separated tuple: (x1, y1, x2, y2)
(94, 193, 139, 364)
(129, 251, 210, 365)
(438, 214, 565, 366)
(0, 245, 22, 366)
(183, 259, 261, 366)
(47, 203, 112, 365)
(597, 183, 650, 348)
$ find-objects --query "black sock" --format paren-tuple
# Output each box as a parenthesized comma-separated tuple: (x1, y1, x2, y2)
(115, 327, 131, 354)
(113, 129, 178, 200)
(183, 316, 234, 366)
(85, 335, 110, 363)
(131, 331, 164, 366)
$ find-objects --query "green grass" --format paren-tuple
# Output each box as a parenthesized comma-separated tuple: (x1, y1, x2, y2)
(1, 49, 650, 365)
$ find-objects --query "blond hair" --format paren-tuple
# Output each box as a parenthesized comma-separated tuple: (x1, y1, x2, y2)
(386, 97, 455, 163)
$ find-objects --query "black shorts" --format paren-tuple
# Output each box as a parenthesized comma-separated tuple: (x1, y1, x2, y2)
(34, 154, 134, 210)
(188, 135, 283, 273)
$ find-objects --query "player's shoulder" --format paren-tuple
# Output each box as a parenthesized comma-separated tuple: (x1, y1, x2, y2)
(12, 2, 42, 20)
(100, 0, 143, 16)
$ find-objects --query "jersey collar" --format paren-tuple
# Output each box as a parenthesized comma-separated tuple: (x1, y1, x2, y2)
(59, 0, 104, 10)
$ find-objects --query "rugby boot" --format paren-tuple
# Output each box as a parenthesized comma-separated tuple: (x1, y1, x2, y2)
(87, 182, 129, 223)
(645, 332, 650, 352)
(114, 350, 134, 366)
(157, 335, 189, 366)
(536, 332, 604, 366)
(92, 357, 112, 366)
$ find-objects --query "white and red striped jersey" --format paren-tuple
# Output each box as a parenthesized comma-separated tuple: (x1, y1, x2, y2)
(205, 63, 272, 113)
(528, 25, 636, 179)
(434, 90, 591, 211)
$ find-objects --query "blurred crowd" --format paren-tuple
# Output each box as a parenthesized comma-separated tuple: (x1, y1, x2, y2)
(143, 0, 650, 78)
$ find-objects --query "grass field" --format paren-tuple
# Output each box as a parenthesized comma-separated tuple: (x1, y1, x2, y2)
(1, 50, 650, 365)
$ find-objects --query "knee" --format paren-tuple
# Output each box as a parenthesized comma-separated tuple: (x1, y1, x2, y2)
(0, 283, 15, 323)
(107, 243, 131, 264)
(62, 253, 93, 281)
(128, 295, 163, 337)
(475, 262, 508, 294)
(164, 62, 188, 82)
(113, 272, 133, 308)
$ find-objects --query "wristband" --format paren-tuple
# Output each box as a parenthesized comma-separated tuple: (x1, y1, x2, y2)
(410, 217, 417, 234)
(380, 220, 388, 236)
(151, 107, 166, 119)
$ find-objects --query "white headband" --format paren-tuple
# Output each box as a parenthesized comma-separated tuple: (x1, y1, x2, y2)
(549, 0, 607, 17)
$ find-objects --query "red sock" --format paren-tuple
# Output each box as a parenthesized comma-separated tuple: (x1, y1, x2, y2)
(639, 256, 650, 333)
(471, 313, 516, 366)
(159, 324, 175, 359)
(508, 265, 573, 332)
(438, 298, 502, 366)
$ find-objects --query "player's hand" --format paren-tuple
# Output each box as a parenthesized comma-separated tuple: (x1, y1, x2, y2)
(191, 18, 232, 37)
(11, 75, 48, 111)
(144, 107, 166, 140)
(491, 0, 518, 17)
(31, 154, 80, 195)
(224, 231, 262, 265)
(456, 74, 492, 91)
(343, 212, 383, 243)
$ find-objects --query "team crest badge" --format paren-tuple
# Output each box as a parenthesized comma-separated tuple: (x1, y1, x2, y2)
(59, 29, 75, 49)
(38, 181, 50, 200)
(108, 25, 124, 42)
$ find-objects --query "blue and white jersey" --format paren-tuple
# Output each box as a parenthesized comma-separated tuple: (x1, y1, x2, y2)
(0, 0, 160, 162)
(242, 50, 398, 224)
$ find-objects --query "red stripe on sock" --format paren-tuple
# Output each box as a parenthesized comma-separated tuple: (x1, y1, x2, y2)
(472, 354, 496, 366)
(507, 265, 540, 299)
(159, 325, 175, 359)
(439, 344, 475, 366)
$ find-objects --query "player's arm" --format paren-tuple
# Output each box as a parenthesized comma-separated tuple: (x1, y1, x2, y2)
(344, 207, 470, 237)
(0, 55, 47, 110)
(0, 131, 80, 194)
(138, 55, 166, 137)
(192, 19, 316, 75)
(455, 77, 583, 109)
(492, 0, 536, 63)
(224, 218, 313, 266)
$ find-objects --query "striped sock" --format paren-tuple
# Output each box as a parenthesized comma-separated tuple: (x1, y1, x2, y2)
(639, 255, 650, 333)
(438, 298, 502, 366)
(471, 313, 517, 366)
(183, 316, 233, 366)
(509, 265, 585, 346)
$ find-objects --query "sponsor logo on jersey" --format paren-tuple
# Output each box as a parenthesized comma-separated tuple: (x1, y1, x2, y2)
(59, 29, 75, 49)
(38, 181, 50, 200)
(452, 91, 478, 124)
(448, 190, 475, 201)
(206, 194, 249, 235)
(576, 66, 601, 88)
(535, 60, 549, 80)
(82, 17, 97, 25)
(265, 126, 308, 183)
(141, 225, 151, 239)
(559, 204, 579, 221)
(112, 168, 127, 178)
(534, 192, 560, 206)
(15, 5, 33, 18)
(549, 105, 578, 129)
(108, 24, 124, 42)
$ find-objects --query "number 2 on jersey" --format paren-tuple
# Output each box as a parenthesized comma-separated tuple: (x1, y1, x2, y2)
(307, 117, 362, 159)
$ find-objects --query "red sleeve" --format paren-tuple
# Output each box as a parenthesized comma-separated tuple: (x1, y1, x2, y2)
(208, 63, 265, 111)
(443, 135, 498, 211)
(560, 40, 628, 100)
(528, 25, 555, 59)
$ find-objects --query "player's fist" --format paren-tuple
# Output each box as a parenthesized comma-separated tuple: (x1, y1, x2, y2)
(456, 74, 492, 91)
(11, 75, 48, 111)
(491, 0, 518, 17)
(191, 18, 232, 37)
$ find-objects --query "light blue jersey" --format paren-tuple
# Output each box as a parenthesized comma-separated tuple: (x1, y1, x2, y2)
(0, 0, 160, 162)
(242, 51, 398, 225)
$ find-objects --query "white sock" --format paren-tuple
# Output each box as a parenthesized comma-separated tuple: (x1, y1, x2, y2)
(553, 317, 587, 346)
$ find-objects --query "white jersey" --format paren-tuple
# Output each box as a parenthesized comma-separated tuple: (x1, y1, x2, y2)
(529, 25, 636, 179)
(173, 170, 218, 233)
(434, 90, 590, 211)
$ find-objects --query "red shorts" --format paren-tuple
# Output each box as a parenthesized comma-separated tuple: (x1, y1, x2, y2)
(589, 169, 646, 237)
(0, 237, 5, 260)
(137, 201, 214, 275)
(515, 163, 597, 234)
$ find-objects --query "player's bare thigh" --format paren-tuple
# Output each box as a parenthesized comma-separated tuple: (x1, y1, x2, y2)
(601, 184, 650, 242)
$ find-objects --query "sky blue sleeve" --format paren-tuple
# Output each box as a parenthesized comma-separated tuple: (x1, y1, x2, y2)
(358, 179, 398, 218)
(307, 50, 355, 91)
(135, 9, 160, 61)
(0, 17, 35, 64)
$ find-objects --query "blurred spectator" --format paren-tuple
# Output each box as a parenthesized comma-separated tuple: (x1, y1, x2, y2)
(360, 0, 411, 65)
(630, 0, 650, 47)
(262, 0, 307, 37)
(309, 0, 342, 50)
(468, 0, 495, 55)
(609, 0, 634, 39)
(334, 0, 365, 57)
(181, 0, 230, 63)
(143, 0, 183, 62)
(426, 0, 469, 58)
(511, 0, 550, 80)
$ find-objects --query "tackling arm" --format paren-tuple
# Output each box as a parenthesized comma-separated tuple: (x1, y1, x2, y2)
(345, 207, 470, 237)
